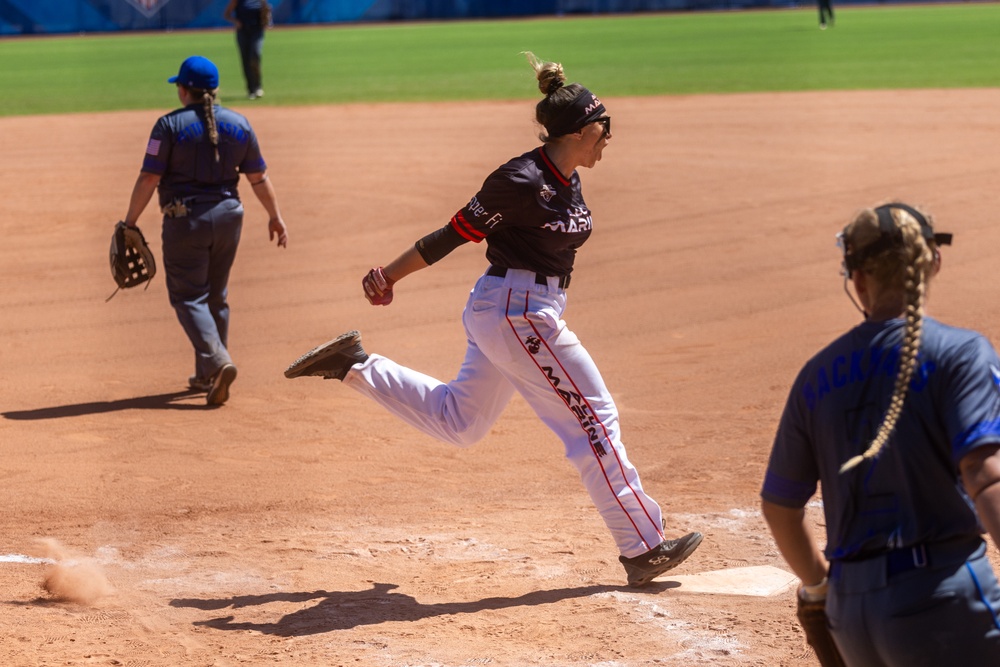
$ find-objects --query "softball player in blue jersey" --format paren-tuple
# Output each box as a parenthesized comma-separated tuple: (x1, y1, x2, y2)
(121, 56, 288, 406)
(761, 203, 1000, 665)
(285, 53, 702, 587)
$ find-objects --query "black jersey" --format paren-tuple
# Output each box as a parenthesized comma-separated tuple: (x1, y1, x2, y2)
(450, 146, 593, 277)
(234, 0, 265, 26)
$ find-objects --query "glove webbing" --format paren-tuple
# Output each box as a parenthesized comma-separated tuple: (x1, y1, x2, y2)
(106, 246, 154, 302)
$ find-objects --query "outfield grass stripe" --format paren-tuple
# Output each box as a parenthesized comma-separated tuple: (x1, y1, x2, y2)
(1, 5, 999, 117)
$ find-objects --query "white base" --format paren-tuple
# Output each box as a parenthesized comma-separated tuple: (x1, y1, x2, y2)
(662, 565, 798, 596)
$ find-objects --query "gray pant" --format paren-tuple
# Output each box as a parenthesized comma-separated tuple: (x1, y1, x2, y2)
(236, 24, 264, 94)
(161, 199, 243, 381)
(827, 539, 1000, 666)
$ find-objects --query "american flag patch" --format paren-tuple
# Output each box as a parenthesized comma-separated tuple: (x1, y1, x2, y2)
(145, 138, 161, 155)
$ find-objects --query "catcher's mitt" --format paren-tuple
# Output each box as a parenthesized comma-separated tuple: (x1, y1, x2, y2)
(796, 587, 847, 667)
(107, 220, 156, 301)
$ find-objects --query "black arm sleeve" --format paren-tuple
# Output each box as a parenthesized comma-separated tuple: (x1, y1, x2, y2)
(415, 224, 470, 265)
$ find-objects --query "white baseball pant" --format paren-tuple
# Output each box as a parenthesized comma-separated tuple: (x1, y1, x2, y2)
(343, 268, 665, 557)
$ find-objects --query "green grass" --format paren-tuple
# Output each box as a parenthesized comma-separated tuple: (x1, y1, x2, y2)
(2, 4, 999, 116)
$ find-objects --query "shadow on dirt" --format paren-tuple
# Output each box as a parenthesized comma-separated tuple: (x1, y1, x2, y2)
(171, 582, 632, 635)
(2, 390, 210, 419)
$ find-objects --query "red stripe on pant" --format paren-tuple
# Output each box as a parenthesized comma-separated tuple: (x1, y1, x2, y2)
(502, 288, 660, 550)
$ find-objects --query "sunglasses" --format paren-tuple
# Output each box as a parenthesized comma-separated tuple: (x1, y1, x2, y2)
(590, 116, 612, 135)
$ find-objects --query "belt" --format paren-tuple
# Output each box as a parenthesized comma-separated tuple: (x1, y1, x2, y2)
(161, 195, 231, 218)
(886, 544, 931, 577)
(831, 537, 984, 580)
(486, 265, 571, 289)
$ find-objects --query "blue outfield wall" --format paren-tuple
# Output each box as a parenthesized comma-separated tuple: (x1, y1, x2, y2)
(0, 0, 903, 35)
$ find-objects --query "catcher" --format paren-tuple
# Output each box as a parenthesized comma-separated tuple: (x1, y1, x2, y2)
(116, 55, 288, 405)
(761, 202, 1000, 666)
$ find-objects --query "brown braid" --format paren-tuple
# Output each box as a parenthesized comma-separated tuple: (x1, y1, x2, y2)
(199, 89, 220, 162)
(840, 207, 935, 473)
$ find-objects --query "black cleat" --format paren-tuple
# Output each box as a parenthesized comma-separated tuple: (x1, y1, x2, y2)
(285, 330, 368, 381)
(620, 532, 703, 588)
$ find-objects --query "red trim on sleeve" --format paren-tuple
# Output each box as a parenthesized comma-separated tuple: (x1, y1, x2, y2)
(450, 212, 486, 243)
(539, 147, 571, 187)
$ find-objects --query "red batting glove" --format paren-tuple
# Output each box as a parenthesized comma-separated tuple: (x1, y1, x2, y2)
(362, 267, 395, 306)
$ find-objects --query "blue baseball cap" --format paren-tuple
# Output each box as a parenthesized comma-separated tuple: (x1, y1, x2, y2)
(168, 56, 219, 90)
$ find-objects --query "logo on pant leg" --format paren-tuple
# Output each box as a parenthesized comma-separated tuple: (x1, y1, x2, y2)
(540, 365, 608, 457)
(525, 336, 541, 354)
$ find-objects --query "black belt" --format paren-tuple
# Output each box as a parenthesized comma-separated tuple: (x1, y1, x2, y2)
(486, 265, 570, 289)
(162, 195, 231, 218)
(832, 537, 983, 579)
(886, 544, 931, 577)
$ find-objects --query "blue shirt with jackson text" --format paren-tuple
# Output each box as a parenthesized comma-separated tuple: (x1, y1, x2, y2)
(141, 103, 266, 207)
(761, 317, 1000, 560)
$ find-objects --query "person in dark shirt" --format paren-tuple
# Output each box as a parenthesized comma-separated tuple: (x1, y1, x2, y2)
(818, 0, 834, 30)
(120, 55, 288, 405)
(224, 0, 268, 99)
(283, 53, 702, 587)
(761, 203, 1000, 665)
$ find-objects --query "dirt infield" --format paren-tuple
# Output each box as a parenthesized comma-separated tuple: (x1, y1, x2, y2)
(2, 89, 1000, 666)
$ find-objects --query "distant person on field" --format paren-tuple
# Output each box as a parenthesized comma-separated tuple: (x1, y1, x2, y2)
(818, 0, 834, 29)
(224, 0, 271, 99)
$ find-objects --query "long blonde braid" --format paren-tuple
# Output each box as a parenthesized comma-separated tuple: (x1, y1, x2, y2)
(840, 206, 936, 473)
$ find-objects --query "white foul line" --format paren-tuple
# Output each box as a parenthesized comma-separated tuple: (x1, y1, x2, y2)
(0, 554, 55, 564)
